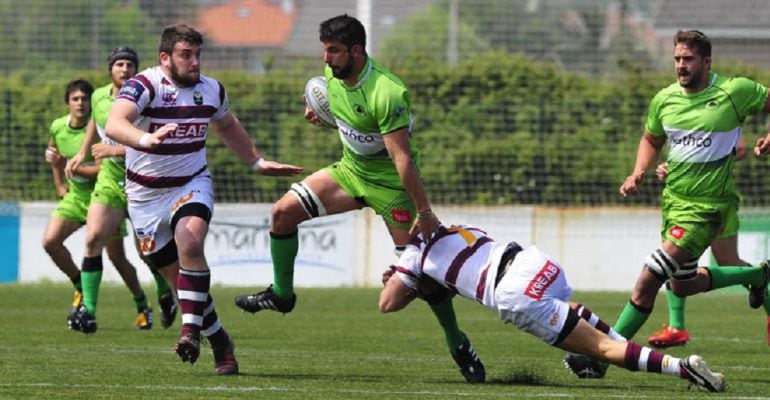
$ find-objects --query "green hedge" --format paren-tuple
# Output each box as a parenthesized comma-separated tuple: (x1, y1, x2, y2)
(3, 52, 770, 205)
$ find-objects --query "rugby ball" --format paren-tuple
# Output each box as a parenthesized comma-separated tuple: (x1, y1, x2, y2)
(304, 76, 337, 129)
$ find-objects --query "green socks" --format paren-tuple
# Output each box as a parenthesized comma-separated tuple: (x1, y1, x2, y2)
(707, 265, 766, 290)
(429, 296, 465, 352)
(270, 231, 299, 299)
(613, 300, 652, 341)
(151, 268, 171, 299)
(81, 256, 103, 315)
(664, 282, 686, 330)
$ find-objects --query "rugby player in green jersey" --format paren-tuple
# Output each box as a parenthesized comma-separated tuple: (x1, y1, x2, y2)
(565, 30, 770, 378)
(649, 137, 770, 348)
(235, 14, 485, 382)
(65, 47, 176, 333)
(42, 79, 99, 329)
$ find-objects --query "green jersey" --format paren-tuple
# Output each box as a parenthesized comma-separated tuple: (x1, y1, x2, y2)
(49, 114, 94, 193)
(91, 83, 124, 167)
(325, 57, 419, 186)
(646, 72, 768, 200)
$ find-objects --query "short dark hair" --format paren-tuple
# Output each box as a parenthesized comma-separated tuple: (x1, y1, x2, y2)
(64, 79, 94, 104)
(107, 46, 139, 71)
(319, 14, 366, 49)
(159, 24, 203, 55)
(674, 30, 711, 58)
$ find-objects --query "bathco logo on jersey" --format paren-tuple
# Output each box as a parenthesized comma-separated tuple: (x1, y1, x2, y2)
(341, 127, 376, 143)
(670, 134, 712, 148)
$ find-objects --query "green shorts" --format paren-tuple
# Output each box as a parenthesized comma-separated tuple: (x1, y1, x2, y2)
(92, 159, 127, 209)
(324, 160, 415, 230)
(52, 187, 91, 223)
(91, 159, 129, 237)
(660, 189, 739, 258)
(717, 204, 739, 239)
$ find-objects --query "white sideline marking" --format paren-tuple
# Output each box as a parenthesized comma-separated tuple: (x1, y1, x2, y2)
(707, 336, 765, 345)
(2, 383, 770, 399)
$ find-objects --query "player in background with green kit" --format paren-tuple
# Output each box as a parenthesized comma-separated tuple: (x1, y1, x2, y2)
(648, 137, 770, 348)
(564, 30, 770, 378)
(234, 14, 485, 383)
(42, 79, 99, 328)
(66, 47, 177, 333)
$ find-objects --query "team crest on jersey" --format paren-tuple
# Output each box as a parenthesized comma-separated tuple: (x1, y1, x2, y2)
(391, 105, 405, 120)
(193, 90, 203, 105)
(354, 104, 366, 116)
(706, 99, 718, 109)
(670, 226, 686, 239)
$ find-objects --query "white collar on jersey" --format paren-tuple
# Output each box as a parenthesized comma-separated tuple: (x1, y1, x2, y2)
(348, 57, 373, 90)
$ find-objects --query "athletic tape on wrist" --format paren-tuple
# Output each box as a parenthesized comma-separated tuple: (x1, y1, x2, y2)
(138, 133, 151, 149)
(251, 156, 265, 172)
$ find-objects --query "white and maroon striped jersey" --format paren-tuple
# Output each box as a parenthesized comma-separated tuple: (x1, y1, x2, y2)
(115, 66, 229, 201)
(394, 225, 508, 308)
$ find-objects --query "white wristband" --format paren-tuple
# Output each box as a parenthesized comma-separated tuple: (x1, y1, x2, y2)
(138, 133, 152, 149)
(251, 156, 265, 172)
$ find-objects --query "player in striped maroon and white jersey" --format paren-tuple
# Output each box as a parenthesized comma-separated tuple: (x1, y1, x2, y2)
(114, 64, 226, 202)
(379, 224, 726, 392)
(106, 24, 302, 375)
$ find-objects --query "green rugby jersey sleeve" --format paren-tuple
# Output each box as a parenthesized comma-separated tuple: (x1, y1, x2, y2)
(644, 89, 669, 137)
(49, 115, 69, 147)
(372, 82, 411, 134)
(727, 77, 768, 118)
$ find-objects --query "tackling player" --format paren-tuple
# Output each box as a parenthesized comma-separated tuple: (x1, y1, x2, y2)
(379, 223, 725, 392)
(234, 14, 486, 383)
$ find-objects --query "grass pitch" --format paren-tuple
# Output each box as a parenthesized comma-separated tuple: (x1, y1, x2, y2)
(1, 283, 768, 399)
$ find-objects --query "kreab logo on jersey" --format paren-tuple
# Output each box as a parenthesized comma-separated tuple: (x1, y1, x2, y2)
(670, 226, 686, 239)
(525, 261, 560, 301)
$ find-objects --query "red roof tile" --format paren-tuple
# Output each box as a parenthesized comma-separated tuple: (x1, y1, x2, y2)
(198, 0, 297, 46)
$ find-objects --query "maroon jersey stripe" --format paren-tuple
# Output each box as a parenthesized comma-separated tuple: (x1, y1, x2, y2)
(142, 105, 218, 119)
(475, 262, 491, 302)
(134, 140, 205, 155)
(444, 236, 492, 287)
(126, 165, 207, 188)
(134, 75, 155, 102)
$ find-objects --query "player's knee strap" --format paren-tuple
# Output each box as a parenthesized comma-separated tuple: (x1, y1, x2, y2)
(290, 182, 327, 219)
(171, 202, 212, 233)
(150, 240, 178, 269)
(645, 247, 697, 281)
